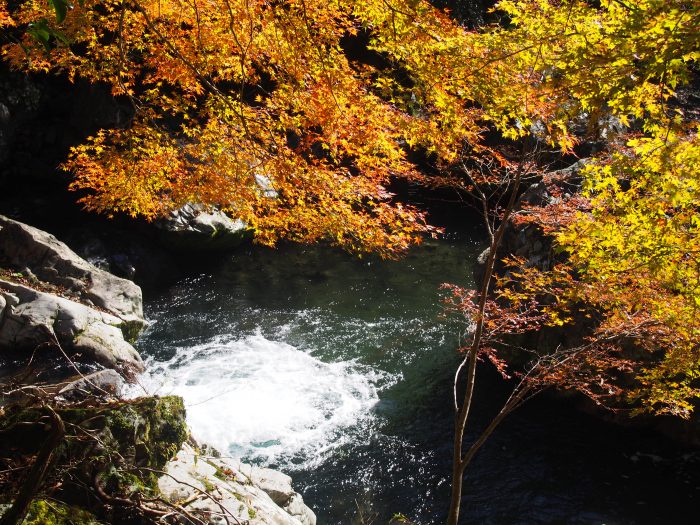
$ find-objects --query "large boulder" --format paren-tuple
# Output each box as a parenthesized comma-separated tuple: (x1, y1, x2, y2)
(244, 465, 317, 525)
(159, 442, 316, 525)
(0, 280, 144, 379)
(156, 204, 251, 252)
(0, 215, 145, 339)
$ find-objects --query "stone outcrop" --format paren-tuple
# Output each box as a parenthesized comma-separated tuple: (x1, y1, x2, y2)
(0, 396, 189, 523)
(159, 442, 316, 525)
(0, 214, 145, 339)
(57, 369, 125, 401)
(245, 465, 316, 525)
(0, 280, 144, 378)
(156, 204, 251, 252)
(0, 394, 316, 525)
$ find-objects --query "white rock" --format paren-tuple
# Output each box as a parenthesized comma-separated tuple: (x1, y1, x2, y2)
(0, 215, 145, 339)
(243, 467, 294, 506)
(158, 443, 316, 525)
(0, 280, 144, 378)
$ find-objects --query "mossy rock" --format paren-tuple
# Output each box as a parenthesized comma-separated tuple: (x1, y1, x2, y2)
(21, 500, 104, 525)
(0, 396, 188, 521)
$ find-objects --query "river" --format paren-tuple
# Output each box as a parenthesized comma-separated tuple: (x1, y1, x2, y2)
(132, 235, 700, 525)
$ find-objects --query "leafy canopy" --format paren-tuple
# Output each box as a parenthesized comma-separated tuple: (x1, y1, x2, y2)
(2, 0, 495, 256)
(4, 0, 700, 415)
(432, 0, 700, 417)
(482, 0, 700, 416)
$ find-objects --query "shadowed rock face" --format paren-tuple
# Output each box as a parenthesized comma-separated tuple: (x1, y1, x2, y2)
(0, 214, 145, 340)
(57, 369, 124, 401)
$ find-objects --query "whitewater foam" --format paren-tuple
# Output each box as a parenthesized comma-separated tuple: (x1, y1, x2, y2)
(130, 332, 392, 468)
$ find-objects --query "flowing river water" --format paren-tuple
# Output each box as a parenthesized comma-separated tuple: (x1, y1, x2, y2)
(132, 236, 699, 525)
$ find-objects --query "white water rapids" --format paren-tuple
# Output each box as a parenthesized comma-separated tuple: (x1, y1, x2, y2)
(131, 330, 394, 468)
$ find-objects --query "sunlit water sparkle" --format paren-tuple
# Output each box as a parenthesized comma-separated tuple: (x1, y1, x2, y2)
(131, 239, 700, 525)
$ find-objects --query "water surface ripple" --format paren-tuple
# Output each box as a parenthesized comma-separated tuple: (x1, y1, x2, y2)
(134, 238, 699, 525)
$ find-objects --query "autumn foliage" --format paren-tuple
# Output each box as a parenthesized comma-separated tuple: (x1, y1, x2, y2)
(1, 0, 492, 256)
(2, 0, 700, 418)
(442, 0, 700, 418)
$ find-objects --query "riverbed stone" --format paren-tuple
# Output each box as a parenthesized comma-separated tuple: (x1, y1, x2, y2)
(159, 442, 316, 525)
(0, 280, 144, 378)
(156, 203, 251, 252)
(0, 215, 145, 339)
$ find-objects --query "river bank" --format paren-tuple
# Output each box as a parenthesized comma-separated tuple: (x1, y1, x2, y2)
(2, 204, 700, 524)
(0, 214, 316, 525)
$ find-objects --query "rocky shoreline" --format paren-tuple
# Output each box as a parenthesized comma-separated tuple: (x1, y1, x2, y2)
(0, 213, 315, 525)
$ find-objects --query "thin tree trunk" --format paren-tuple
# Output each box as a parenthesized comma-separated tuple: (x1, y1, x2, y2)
(446, 166, 523, 525)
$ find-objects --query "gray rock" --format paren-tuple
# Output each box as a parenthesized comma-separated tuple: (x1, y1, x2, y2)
(518, 182, 550, 208)
(157, 204, 251, 252)
(0, 215, 145, 340)
(57, 369, 124, 400)
(284, 494, 315, 525)
(477, 247, 490, 266)
(550, 158, 588, 180)
(239, 465, 316, 525)
(158, 442, 316, 525)
(247, 467, 295, 506)
(0, 280, 144, 379)
(0, 102, 10, 124)
(255, 174, 279, 199)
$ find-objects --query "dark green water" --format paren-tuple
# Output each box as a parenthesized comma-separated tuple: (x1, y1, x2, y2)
(134, 236, 700, 525)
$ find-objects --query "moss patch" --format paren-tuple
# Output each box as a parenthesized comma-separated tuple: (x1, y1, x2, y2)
(21, 500, 104, 525)
(205, 459, 235, 482)
(0, 396, 188, 522)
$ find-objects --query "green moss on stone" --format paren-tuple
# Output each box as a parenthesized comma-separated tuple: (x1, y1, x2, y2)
(199, 476, 217, 493)
(21, 500, 104, 525)
(204, 459, 235, 481)
(1, 396, 188, 520)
